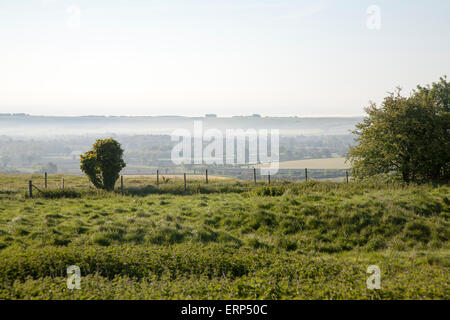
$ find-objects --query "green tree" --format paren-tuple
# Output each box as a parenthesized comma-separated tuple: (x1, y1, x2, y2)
(347, 77, 449, 183)
(80, 138, 126, 191)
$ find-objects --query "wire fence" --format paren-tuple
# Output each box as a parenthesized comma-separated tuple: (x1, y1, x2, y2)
(23, 168, 352, 198)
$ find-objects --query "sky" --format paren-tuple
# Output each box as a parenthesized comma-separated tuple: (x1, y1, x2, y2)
(0, 0, 449, 117)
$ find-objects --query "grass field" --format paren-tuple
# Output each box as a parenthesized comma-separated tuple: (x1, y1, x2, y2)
(0, 174, 448, 299)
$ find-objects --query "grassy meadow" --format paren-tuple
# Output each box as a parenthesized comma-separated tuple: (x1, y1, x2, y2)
(0, 174, 448, 299)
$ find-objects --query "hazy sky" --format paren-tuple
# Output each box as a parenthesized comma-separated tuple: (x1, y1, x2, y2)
(0, 0, 449, 116)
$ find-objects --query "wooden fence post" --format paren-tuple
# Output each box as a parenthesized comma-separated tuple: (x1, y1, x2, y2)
(346, 171, 349, 184)
(156, 170, 159, 186)
(253, 168, 257, 184)
(62, 178, 65, 190)
(29, 180, 33, 198)
(268, 173, 271, 185)
(184, 173, 187, 191)
(205, 169, 208, 184)
(120, 175, 124, 194)
(44, 172, 47, 189)
(305, 168, 308, 182)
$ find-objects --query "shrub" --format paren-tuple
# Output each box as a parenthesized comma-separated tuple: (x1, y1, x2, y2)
(40, 189, 81, 199)
(80, 138, 126, 191)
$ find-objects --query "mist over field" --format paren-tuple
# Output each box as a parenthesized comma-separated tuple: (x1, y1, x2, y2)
(0, 114, 362, 137)
(0, 114, 358, 177)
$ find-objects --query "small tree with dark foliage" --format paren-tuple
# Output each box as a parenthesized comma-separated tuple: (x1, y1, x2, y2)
(80, 138, 126, 191)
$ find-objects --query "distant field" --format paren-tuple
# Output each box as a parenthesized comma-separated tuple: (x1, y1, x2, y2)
(255, 157, 351, 169)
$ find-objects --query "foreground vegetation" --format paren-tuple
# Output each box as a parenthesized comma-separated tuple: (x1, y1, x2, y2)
(0, 174, 448, 299)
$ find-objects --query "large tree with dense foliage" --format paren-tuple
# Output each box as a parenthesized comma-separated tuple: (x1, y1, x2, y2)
(80, 138, 126, 191)
(348, 77, 449, 183)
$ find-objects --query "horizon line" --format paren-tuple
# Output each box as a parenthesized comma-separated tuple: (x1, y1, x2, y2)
(0, 113, 365, 118)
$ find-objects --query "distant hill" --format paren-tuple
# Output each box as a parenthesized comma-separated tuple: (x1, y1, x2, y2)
(0, 114, 362, 137)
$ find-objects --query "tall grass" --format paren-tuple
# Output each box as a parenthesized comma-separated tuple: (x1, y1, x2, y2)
(0, 174, 448, 299)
